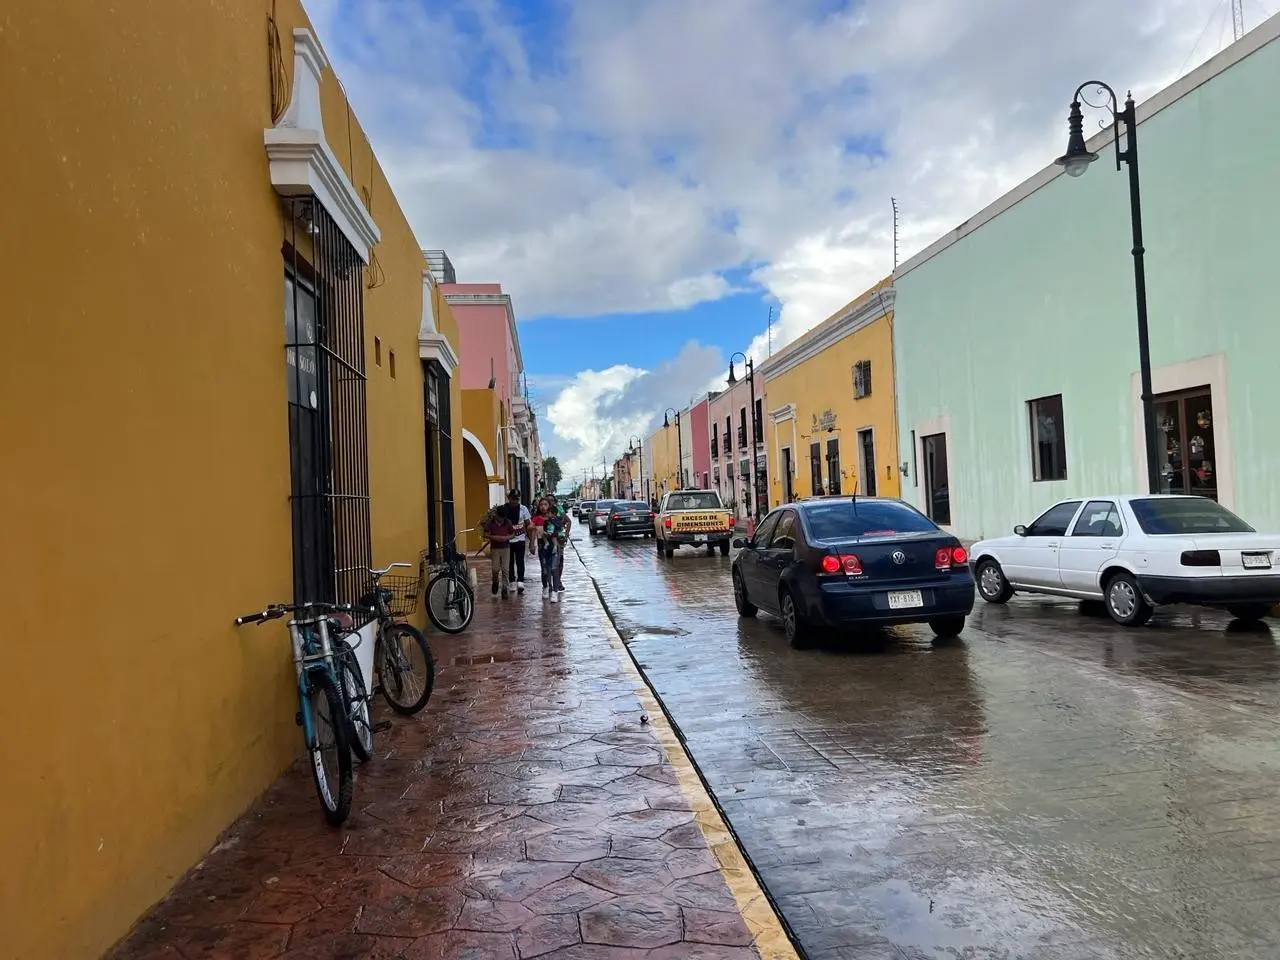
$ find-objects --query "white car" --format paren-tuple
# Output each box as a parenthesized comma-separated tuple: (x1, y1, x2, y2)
(969, 494, 1280, 627)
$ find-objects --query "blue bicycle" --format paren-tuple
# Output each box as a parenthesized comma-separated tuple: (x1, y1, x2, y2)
(234, 601, 362, 826)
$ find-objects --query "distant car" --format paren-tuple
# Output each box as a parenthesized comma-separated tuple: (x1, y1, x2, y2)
(606, 501, 656, 539)
(590, 500, 618, 535)
(731, 496, 974, 649)
(969, 494, 1280, 627)
(577, 500, 596, 521)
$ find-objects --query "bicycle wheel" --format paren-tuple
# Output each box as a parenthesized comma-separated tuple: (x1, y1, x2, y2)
(377, 622, 436, 715)
(426, 570, 475, 635)
(336, 640, 373, 763)
(303, 669, 354, 826)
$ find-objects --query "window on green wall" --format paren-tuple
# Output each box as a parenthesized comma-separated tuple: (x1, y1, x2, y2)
(1028, 394, 1067, 482)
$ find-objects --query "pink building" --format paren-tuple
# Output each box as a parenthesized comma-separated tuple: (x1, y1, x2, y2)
(706, 368, 767, 520)
(689, 397, 711, 489)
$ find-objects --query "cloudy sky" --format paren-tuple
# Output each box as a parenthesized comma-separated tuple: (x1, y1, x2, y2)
(305, 0, 1265, 487)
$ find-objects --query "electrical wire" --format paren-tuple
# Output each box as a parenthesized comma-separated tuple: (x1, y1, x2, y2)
(1178, 0, 1227, 77)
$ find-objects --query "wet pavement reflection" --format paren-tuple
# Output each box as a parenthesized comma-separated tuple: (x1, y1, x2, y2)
(575, 534, 1280, 959)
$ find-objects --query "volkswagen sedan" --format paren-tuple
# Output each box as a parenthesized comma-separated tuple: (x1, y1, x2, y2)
(731, 496, 975, 648)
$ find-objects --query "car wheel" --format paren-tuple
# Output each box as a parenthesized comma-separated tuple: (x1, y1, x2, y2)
(975, 558, 1013, 604)
(706, 543, 716, 556)
(719, 539, 730, 556)
(655, 536, 664, 557)
(1227, 603, 1272, 622)
(733, 569, 757, 618)
(929, 615, 966, 641)
(663, 541, 675, 559)
(1105, 571, 1153, 627)
(781, 590, 814, 649)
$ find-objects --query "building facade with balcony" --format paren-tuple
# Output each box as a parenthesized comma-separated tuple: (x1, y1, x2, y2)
(2, 6, 466, 957)
(892, 15, 1280, 540)
(707, 373, 768, 520)
(689, 396, 712, 489)
(761, 279, 899, 507)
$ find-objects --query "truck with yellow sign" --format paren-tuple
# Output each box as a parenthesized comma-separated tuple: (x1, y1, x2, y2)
(655, 489, 735, 558)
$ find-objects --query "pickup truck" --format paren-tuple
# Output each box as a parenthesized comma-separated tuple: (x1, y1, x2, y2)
(655, 489, 735, 558)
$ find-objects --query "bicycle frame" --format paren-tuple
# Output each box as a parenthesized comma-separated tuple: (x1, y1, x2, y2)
(288, 612, 342, 751)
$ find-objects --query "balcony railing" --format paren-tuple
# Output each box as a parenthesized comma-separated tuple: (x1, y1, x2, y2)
(710, 439, 719, 458)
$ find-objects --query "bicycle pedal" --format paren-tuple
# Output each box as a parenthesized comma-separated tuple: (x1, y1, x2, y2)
(372, 721, 393, 733)
(294, 711, 303, 727)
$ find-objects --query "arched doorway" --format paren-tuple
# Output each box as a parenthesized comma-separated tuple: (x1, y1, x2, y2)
(462, 430, 503, 552)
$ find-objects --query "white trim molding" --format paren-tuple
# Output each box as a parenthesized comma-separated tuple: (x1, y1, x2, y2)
(761, 288, 896, 380)
(418, 271, 459, 375)
(264, 28, 381, 263)
(1130, 353, 1233, 509)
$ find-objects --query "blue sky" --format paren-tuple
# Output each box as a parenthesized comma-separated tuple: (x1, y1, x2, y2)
(307, 0, 1238, 481)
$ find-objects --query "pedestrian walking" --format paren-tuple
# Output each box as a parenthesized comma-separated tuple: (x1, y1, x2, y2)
(482, 493, 521, 597)
(553, 498, 572, 597)
(531, 497, 565, 601)
(507, 490, 531, 595)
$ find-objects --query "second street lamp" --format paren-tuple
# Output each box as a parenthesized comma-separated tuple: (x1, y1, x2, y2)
(727, 352, 762, 521)
(1055, 80, 1160, 495)
(627, 434, 643, 502)
(662, 408, 683, 489)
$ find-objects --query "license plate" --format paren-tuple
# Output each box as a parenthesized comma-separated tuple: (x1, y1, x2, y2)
(694, 534, 707, 543)
(887, 589, 924, 609)
(1243, 552, 1273, 569)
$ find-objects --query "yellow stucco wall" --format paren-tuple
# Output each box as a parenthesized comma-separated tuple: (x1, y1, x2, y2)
(0, 3, 461, 957)
(647, 425, 681, 493)
(764, 288, 900, 507)
(461, 388, 501, 551)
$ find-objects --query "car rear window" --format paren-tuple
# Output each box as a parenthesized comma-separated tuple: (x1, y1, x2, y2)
(802, 500, 937, 540)
(1130, 497, 1254, 535)
(615, 502, 646, 512)
(668, 492, 721, 510)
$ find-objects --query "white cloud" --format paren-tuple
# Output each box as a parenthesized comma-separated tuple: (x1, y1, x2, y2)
(309, 0, 1244, 480)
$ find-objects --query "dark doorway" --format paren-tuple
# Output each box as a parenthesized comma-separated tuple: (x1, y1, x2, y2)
(858, 428, 877, 496)
(922, 432, 950, 525)
(1155, 387, 1216, 501)
(782, 447, 793, 501)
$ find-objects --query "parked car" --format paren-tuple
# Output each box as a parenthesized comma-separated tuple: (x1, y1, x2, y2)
(606, 501, 655, 539)
(731, 496, 973, 649)
(577, 500, 595, 521)
(589, 500, 618, 535)
(969, 494, 1280, 626)
(655, 489, 735, 557)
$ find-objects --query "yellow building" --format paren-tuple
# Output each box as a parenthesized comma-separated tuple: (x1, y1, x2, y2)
(0, 5, 464, 958)
(647, 420, 681, 494)
(461, 386, 506, 551)
(761, 279, 899, 505)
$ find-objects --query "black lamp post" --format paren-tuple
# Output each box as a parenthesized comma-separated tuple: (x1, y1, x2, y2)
(627, 435, 643, 502)
(727, 353, 762, 520)
(1055, 81, 1160, 495)
(662, 408, 683, 489)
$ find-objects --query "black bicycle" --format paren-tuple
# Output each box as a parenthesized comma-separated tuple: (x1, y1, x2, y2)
(424, 529, 478, 635)
(346, 562, 438, 716)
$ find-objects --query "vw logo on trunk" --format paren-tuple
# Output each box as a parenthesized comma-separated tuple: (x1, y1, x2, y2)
(891, 550, 907, 565)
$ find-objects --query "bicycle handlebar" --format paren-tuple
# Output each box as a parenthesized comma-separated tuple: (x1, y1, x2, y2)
(369, 561, 414, 577)
(233, 601, 362, 627)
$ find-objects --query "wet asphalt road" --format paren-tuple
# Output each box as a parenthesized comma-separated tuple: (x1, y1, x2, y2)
(571, 530, 1280, 960)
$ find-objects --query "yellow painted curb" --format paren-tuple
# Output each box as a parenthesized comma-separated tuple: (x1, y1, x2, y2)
(575, 558, 800, 960)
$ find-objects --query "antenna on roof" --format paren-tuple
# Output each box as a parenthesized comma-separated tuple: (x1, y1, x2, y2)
(891, 197, 900, 272)
(767, 305, 775, 358)
(1232, 0, 1245, 40)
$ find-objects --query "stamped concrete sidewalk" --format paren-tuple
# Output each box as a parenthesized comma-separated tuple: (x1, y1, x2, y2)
(108, 551, 797, 960)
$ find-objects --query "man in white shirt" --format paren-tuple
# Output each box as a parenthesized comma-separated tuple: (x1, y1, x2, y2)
(507, 490, 532, 595)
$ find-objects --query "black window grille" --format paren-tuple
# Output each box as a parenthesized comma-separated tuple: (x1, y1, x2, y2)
(826, 438, 842, 495)
(754, 398, 764, 443)
(424, 359, 457, 562)
(737, 407, 748, 448)
(283, 197, 372, 608)
(853, 360, 872, 399)
(809, 441, 823, 495)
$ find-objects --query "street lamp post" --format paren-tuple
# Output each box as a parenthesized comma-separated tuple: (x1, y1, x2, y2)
(727, 353, 762, 521)
(1055, 81, 1160, 495)
(662, 408, 683, 489)
(627, 435, 643, 502)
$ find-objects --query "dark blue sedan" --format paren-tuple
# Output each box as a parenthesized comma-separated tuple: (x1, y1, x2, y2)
(731, 496, 975, 648)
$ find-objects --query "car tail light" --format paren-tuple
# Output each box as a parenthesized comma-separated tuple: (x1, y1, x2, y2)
(610, 514, 620, 520)
(820, 554, 862, 575)
(935, 547, 953, 570)
(951, 545, 968, 565)
(1181, 549, 1221, 566)
(663, 516, 672, 529)
(648, 512, 655, 519)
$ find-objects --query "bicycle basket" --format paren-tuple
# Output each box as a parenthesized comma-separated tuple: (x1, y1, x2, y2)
(375, 575, 421, 617)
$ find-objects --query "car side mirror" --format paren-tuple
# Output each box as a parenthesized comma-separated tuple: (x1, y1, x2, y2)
(731, 537, 748, 550)
(1014, 524, 1027, 537)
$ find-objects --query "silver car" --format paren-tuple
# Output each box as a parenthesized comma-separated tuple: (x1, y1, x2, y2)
(590, 500, 618, 535)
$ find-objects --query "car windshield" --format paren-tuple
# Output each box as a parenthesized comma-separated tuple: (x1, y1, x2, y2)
(615, 502, 646, 512)
(1130, 497, 1255, 535)
(668, 492, 721, 510)
(802, 500, 937, 540)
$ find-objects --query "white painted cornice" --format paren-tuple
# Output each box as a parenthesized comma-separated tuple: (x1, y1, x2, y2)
(760, 289, 895, 380)
(769, 403, 797, 424)
(418, 268, 459, 374)
(264, 28, 380, 263)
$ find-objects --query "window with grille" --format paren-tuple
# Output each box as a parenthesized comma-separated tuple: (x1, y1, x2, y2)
(826, 438, 842, 495)
(853, 360, 872, 399)
(753, 398, 764, 443)
(809, 441, 823, 495)
(283, 197, 372, 608)
(424, 360, 456, 562)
